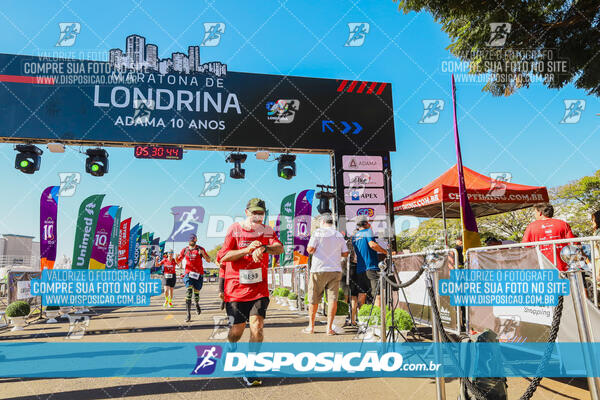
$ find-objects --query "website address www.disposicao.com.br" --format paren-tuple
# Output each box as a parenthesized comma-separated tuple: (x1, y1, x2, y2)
(222, 351, 441, 374)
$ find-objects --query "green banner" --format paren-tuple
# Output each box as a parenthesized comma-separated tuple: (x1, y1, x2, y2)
(279, 193, 296, 266)
(140, 232, 150, 245)
(106, 207, 121, 269)
(71, 194, 105, 269)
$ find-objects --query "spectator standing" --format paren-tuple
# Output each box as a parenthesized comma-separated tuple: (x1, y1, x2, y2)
(522, 203, 576, 271)
(303, 214, 349, 335)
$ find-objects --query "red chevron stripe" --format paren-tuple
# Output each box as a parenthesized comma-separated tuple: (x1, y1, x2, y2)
(336, 80, 348, 92)
(0, 75, 55, 85)
(346, 81, 358, 92)
(375, 82, 387, 95)
(366, 82, 378, 94)
(356, 81, 368, 93)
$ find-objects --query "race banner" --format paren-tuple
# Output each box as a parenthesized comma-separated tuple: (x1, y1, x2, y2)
(89, 206, 119, 270)
(117, 217, 131, 269)
(293, 189, 314, 266)
(167, 206, 205, 242)
(279, 194, 296, 266)
(134, 226, 142, 268)
(158, 241, 166, 259)
(40, 186, 59, 270)
(106, 207, 122, 269)
(127, 224, 140, 269)
(140, 232, 150, 246)
(71, 194, 105, 270)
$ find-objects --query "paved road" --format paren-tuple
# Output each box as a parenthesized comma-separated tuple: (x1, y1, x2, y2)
(0, 282, 591, 399)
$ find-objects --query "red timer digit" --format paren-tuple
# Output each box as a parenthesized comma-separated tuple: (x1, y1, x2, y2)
(134, 145, 183, 160)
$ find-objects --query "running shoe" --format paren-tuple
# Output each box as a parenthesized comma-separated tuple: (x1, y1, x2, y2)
(242, 377, 262, 387)
(163, 300, 168, 307)
(168, 302, 173, 308)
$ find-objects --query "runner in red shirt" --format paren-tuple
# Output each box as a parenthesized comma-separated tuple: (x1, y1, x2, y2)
(156, 250, 177, 307)
(219, 198, 283, 387)
(522, 203, 576, 271)
(176, 234, 211, 322)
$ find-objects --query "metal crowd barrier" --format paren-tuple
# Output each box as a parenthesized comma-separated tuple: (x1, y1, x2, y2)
(390, 249, 461, 334)
(268, 265, 309, 311)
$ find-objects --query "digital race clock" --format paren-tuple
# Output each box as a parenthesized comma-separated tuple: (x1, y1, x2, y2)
(134, 145, 183, 160)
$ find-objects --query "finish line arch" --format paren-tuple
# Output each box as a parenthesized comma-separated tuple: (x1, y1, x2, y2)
(0, 49, 397, 244)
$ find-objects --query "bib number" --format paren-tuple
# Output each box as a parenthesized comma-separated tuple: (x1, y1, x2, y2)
(164, 273, 173, 278)
(239, 268, 262, 284)
(189, 271, 200, 280)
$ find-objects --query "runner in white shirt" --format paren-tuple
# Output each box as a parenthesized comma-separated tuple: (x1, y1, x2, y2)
(303, 214, 349, 335)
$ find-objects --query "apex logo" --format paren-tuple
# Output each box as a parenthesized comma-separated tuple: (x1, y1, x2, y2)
(192, 345, 223, 375)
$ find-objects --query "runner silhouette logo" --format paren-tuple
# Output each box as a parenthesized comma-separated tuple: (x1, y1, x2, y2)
(192, 345, 223, 375)
(487, 23, 511, 47)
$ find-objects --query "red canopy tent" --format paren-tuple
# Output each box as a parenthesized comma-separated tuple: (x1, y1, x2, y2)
(393, 165, 549, 219)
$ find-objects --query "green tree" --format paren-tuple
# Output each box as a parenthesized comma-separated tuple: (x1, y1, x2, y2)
(393, 0, 600, 96)
(550, 170, 600, 235)
(207, 244, 222, 261)
(478, 208, 534, 242)
(396, 218, 461, 253)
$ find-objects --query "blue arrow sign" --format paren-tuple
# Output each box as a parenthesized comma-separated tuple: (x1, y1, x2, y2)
(341, 121, 352, 134)
(322, 120, 334, 133)
(322, 120, 362, 134)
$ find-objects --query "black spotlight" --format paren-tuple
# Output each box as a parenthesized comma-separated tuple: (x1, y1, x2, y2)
(277, 154, 296, 180)
(85, 148, 109, 177)
(15, 144, 43, 174)
(315, 185, 336, 214)
(226, 153, 247, 179)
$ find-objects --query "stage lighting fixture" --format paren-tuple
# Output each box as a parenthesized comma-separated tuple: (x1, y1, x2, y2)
(14, 144, 43, 174)
(226, 153, 247, 179)
(277, 154, 296, 180)
(315, 185, 336, 215)
(85, 148, 109, 177)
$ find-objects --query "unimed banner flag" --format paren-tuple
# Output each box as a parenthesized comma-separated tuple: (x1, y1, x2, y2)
(40, 186, 59, 270)
(117, 217, 131, 269)
(279, 193, 296, 266)
(71, 194, 105, 269)
(89, 206, 118, 270)
(293, 189, 314, 266)
(106, 207, 122, 269)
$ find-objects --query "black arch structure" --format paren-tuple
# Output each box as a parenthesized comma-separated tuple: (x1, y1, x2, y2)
(0, 52, 396, 241)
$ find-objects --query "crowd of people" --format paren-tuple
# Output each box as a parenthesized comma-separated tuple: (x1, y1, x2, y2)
(151, 199, 600, 386)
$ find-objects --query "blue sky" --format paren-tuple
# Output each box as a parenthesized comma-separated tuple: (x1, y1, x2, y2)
(0, 0, 598, 257)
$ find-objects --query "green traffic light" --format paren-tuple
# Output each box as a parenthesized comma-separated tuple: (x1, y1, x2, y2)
(91, 163, 100, 172)
(20, 160, 30, 168)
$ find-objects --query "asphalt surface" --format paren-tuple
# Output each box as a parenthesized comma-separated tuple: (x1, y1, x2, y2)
(0, 281, 591, 399)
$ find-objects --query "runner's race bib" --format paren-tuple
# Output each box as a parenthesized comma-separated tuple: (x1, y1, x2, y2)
(239, 268, 262, 284)
(164, 273, 173, 278)
(189, 271, 201, 280)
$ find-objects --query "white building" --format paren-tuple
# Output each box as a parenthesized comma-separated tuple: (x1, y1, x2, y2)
(145, 44, 158, 70)
(126, 34, 145, 69)
(188, 46, 200, 72)
(0, 234, 40, 268)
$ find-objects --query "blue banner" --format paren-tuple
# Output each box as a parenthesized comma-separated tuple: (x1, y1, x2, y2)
(127, 224, 141, 269)
(1, 342, 600, 378)
(31, 269, 162, 306)
(439, 269, 570, 306)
